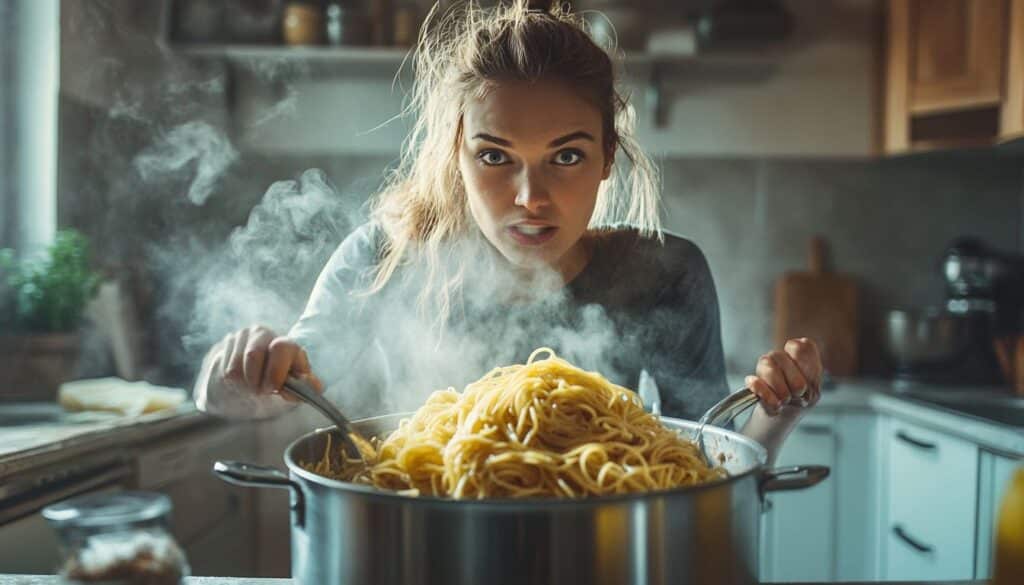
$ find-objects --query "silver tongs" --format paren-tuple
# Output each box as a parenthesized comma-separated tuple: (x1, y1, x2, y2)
(281, 376, 376, 464)
(695, 387, 760, 467)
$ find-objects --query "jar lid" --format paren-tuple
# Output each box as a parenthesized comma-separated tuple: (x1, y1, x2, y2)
(43, 491, 171, 528)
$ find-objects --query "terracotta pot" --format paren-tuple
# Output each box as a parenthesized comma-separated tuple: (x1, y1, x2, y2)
(0, 333, 81, 401)
(283, 2, 325, 46)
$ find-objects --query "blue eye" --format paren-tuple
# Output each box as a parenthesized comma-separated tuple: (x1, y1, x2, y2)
(553, 149, 584, 166)
(478, 150, 509, 166)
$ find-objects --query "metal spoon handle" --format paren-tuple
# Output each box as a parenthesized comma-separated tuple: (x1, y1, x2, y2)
(698, 386, 759, 428)
(281, 376, 374, 462)
(694, 387, 760, 467)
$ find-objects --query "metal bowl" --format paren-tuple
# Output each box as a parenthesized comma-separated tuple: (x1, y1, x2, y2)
(881, 308, 971, 369)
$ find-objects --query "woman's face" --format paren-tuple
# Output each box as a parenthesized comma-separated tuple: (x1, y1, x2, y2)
(458, 79, 611, 280)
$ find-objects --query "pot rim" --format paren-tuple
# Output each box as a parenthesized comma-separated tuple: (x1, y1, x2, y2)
(283, 412, 769, 508)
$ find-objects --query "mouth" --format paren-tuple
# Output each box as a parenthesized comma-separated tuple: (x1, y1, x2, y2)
(506, 224, 558, 246)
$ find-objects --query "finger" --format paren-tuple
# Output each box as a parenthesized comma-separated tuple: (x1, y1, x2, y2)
(224, 330, 248, 383)
(755, 353, 792, 404)
(784, 338, 824, 392)
(772, 349, 810, 403)
(746, 375, 782, 415)
(805, 387, 822, 408)
(242, 327, 276, 390)
(263, 337, 300, 394)
(291, 349, 324, 393)
(218, 335, 236, 379)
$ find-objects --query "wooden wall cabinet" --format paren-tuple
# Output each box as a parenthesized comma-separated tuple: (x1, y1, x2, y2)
(1002, 0, 1024, 141)
(884, 0, 1023, 153)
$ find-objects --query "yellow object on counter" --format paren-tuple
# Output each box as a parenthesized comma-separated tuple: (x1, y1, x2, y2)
(58, 378, 187, 417)
(994, 467, 1024, 584)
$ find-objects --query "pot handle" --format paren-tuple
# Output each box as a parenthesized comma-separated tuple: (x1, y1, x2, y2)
(759, 465, 830, 494)
(213, 460, 305, 528)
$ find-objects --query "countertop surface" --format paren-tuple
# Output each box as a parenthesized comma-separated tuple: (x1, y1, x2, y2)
(0, 577, 991, 584)
(2, 376, 1022, 483)
(810, 379, 1024, 457)
(0, 403, 212, 481)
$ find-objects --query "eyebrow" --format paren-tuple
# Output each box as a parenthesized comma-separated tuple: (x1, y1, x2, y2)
(471, 131, 596, 148)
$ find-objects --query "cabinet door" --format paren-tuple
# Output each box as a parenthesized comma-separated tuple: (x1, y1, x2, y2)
(1002, 0, 1024, 138)
(833, 413, 883, 581)
(760, 414, 838, 583)
(975, 450, 1024, 578)
(884, 420, 978, 580)
(886, 0, 1008, 151)
(908, 0, 1005, 114)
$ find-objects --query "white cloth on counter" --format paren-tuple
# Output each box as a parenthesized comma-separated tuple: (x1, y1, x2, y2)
(58, 378, 187, 417)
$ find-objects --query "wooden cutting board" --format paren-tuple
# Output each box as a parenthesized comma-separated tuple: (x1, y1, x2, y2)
(773, 236, 859, 376)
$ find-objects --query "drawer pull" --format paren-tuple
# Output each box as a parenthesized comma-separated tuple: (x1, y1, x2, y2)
(798, 424, 834, 436)
(893, 524, 934, 553)
(895, 430, 937, 451)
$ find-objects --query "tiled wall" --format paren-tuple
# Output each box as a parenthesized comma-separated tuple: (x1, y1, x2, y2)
(658, 156, 1023, 373)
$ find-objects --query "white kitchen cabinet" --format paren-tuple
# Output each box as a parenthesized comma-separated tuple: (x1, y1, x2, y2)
(833, 412, 883, 581)
(882, 418, 979, 581)
(760, 413, 838, 582)
(975, 449, 1024, 579)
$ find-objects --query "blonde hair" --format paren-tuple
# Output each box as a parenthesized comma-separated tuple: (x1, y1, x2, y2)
(368, 0, 662, 319)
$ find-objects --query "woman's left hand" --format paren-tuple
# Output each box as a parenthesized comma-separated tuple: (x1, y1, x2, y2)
(745, 337, 824, 416)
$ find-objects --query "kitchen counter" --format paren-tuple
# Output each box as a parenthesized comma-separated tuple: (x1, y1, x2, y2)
(0, 404, 212, 481)
(4, 377, 1021, 481)
(813, 379, 1024, 457)
(725, 372, 1024, 457)
(0, 576, 990, 584)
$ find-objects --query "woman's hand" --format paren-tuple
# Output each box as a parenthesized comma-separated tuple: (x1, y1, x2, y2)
(744, 337, 823, 416)
(195, 325, 324, 419)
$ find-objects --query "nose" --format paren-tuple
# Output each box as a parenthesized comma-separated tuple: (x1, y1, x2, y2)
(513, 168, 552, 213)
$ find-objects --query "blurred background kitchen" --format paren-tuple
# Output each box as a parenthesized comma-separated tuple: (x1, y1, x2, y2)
(1, 0, 1023, 583)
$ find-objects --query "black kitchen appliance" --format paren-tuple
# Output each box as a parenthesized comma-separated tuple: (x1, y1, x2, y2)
(885, 237, 1023, 385)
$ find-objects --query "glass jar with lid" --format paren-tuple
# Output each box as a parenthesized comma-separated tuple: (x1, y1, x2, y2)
(43, 491, 189, 584)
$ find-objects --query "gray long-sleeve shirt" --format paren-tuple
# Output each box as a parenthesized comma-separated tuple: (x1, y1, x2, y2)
(288, 223, 729, 421)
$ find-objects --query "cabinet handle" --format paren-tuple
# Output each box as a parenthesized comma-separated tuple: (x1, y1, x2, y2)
(798, 424, 834, 436)
(892, 524, 934, 554)
(895, 430, 937, 451)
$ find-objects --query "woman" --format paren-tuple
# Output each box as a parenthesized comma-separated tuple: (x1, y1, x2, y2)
(194, 0, 822, 464)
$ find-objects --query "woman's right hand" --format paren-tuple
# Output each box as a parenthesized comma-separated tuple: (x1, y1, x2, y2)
(194, 325, 324, 419)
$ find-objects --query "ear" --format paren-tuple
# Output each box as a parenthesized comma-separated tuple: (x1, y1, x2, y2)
(601, 143, 616, 180)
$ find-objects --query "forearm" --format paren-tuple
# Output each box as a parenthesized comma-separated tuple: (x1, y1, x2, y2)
(739, 403, 806, 466)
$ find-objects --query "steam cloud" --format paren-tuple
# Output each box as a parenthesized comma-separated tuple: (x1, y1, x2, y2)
(62, 1, 684, 424)
(134, 121, 239, 205)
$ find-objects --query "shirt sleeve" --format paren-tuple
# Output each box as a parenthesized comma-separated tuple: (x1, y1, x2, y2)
(287, 223, 381, 391)
(644, 242, 730, 422)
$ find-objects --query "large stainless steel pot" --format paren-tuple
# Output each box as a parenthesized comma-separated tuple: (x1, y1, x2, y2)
(215, 412, 828, 585)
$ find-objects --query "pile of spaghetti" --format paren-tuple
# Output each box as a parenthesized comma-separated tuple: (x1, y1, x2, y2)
(305, 348, 725, 499)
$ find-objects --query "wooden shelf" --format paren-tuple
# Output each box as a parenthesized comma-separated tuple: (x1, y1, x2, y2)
(165, 43, 781, 129)
(165, 44, 414, 77)
(166, 43, 777, 74)
(171, 44, 412, 64)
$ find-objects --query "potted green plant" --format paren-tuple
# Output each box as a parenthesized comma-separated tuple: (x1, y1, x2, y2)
(0, 230, 101, 401)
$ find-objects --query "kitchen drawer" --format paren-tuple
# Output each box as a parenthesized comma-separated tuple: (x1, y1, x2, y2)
(884, 419, 978, 580)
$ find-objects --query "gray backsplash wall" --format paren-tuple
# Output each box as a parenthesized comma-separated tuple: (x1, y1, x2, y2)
(658, 156, 1023, 373)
